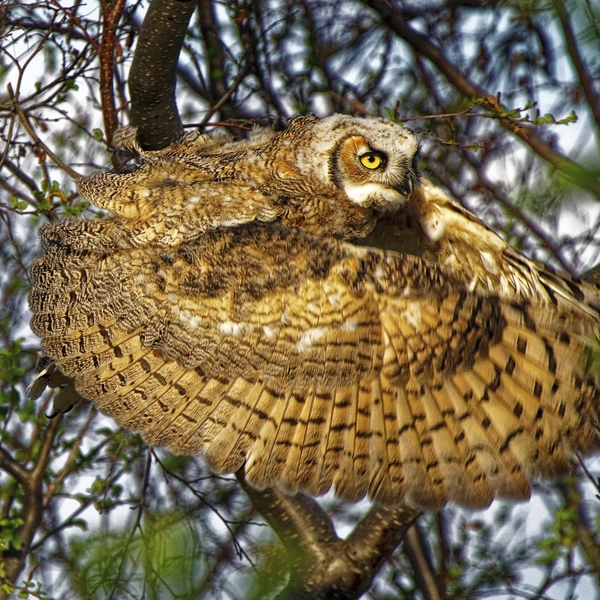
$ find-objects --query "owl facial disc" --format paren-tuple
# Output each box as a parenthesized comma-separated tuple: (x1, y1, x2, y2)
(294, 114, 420, 210)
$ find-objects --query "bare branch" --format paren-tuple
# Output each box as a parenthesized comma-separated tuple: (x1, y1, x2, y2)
(552, 0, 600, 132)
(345, 504, 421, 582)
(362, 0, 600, 198)
(404, 524, 444, 600)
(238, 472, 420, 599)
(197, 0, 229, 112)
(129, 0, 197, 149)
(8, 83, 82, 180)
(98, 0, 127, 147)
(0, 446, 29, 485)
(200, 61, 251, 126)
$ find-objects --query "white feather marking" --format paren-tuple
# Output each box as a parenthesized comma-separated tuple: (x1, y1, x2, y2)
(262, 324, 279, 340)
(218, 218, 250, 228)
(185, 196, 200, 211)
(373, 265, 386, 280)
(306, 301, 321, 314)
(404, 304, 421, 330)
(421, 211, 446, 242)
(217, 321, 254, 337)
(327, 293, 342, 306)
(343, 183, 404, 207)
(179, 310, 200, 328)
(479, 251, 498, 274)
(341, 318, 358, 332)
(296, 327, 328, 353)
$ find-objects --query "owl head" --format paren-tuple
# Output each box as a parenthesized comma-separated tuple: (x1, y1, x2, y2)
(288, 114, 420, 211)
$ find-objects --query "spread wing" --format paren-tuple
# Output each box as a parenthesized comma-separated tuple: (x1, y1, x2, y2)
(29, 216, 600, 508)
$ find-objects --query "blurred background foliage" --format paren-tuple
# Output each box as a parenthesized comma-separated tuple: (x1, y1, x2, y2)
(1, 0, 600, 598)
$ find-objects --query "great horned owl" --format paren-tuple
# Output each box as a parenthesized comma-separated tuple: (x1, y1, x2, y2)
(29, 115, 600, 508)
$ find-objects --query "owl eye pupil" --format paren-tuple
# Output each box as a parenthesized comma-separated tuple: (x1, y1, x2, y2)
(359, 152, 385, 170)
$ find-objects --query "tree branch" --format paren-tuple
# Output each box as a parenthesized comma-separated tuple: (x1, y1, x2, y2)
(99, 0, 127, 147)
(129, 0, 197, 149)
(238, 472, 420, 599)
(362, 0, 600, 198)
(556, 480, 600, 589)
(345, 504, 422, 580)
(0, 415, 63, 600)
(197, 0, 229, 112)
(552, 0, 600, 133)
(403, 524, 444, 600)
(0, 446, 29, 485)
(7, 83, 82, 180)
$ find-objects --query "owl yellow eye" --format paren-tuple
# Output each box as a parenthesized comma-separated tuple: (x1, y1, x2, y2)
(359, 152, 385, 170)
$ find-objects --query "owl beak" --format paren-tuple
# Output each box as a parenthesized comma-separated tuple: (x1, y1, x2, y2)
(395, 173, 416, 199)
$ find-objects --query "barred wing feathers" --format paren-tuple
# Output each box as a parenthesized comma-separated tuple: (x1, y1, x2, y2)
(29, 217, 599, 508)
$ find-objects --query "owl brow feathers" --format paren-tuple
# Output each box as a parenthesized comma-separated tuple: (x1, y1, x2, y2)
(29, 114, 600, 508)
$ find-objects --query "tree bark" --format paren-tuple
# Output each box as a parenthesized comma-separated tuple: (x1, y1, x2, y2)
(129, 0, 197, 149)
(238, 472, 421, 599)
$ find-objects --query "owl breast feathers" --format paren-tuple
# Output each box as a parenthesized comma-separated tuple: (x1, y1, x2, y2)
(29, 114, 600, 508)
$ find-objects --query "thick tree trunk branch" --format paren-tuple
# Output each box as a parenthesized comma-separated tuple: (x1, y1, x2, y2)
(129, 0, 197, 149)
(238, 472, 421, 599)
(345, 503, 422, 576)
(362, 0, 600, 198)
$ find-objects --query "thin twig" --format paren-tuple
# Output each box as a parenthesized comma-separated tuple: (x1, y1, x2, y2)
(8, 83, 82, 180)
(552, 0, 600, 132)
(362, 0, 600, 199)
(200, 60, 251, 126)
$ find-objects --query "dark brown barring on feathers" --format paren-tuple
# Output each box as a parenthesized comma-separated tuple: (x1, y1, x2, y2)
(29, 115, 600, 508)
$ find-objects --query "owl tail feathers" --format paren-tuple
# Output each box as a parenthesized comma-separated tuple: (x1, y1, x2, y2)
(27, 355, 84, 417)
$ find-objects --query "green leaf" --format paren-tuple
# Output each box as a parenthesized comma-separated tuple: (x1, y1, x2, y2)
(64, 201, 89, 216)
(64, 78, 79, 91)
(9, 196, 28, 210)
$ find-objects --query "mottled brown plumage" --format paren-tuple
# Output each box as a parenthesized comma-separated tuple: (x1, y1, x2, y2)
(29, 115, 600, 508)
